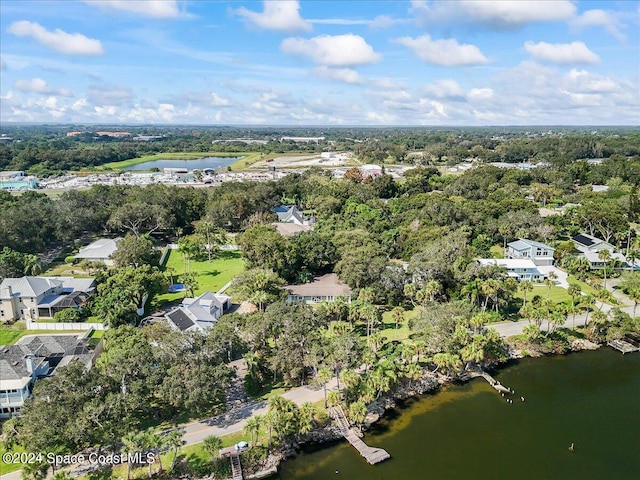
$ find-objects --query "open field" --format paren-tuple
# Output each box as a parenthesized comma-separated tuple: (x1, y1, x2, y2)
(155, 249, 244, 306)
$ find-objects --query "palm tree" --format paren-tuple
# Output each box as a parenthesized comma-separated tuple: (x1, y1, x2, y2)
(423, 280, 441, 302)
(519, 280, 534, 306)
(327, 390, 341, 407)
(598, 249, 612, 288)
(165, 430, 184, 472)
(23, 254, 43, 276)
(391, 306, 404, 341)
(122, 431, 144, 480)
(297, 402, 317, 436)
(580, 294, 596, 326)
(203, 435, 222, 465)
(403, 362, 423, 387)
(567, 283, 582, 327)
(348, 400, 368, 429)
(315, 367, 332, 408)
(461, 279, 481, 307)
(244, 415, 263, 446)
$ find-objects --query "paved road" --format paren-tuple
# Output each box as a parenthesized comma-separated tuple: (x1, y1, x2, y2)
(181, 378, 339, 445)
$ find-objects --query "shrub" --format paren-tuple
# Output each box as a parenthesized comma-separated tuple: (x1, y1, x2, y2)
(65, 255, 76, 264)
(53, 309, 82, 323)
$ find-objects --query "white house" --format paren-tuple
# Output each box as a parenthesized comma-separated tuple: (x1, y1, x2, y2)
(572, 233, 633, 270)
(0, 277, 95, 322)
(74, 238, 122, 266)
(478, 258, 548, 282)
(506, 239, 555, 266)
(285, 273, 353, 304)
(0, 335, 93, 418)
(165, 291, 231, 333)
(272, 205, 314, 226)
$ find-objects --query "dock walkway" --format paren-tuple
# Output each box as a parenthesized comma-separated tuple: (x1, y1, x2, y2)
(329, 405, 390, 465)
(467, 368, 514, 395)
(230, 453, 243, 480)
(608, 339, 640, 354)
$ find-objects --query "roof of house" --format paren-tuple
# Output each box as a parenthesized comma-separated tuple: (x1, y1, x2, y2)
(572, 233, 614, 251)
(273, 205, 305, 224)
(74, 237, 122, 260)
(478, 258, 540, 270)
(0, 276, 95, 299)
(285, 273, 352, 298)
(166, 291, 229, 332)
(508, 238, 555, 252)
(0, 335, 91, 390)
(272, 222, 312, 236)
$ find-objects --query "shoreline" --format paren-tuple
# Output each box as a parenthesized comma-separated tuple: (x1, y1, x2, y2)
(259, 337, 605, 479)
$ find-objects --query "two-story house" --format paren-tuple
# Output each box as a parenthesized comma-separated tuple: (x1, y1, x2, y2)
(0, 335, 93, 418)
(165, 291, 232, 333)
(477, 258, 547, 282)
(506, 239, 555, 266)
(0, 276, 95, 322)
(572, 233, 634, 270)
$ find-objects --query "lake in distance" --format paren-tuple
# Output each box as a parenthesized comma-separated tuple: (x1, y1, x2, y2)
(277, 348, 640, 480)
(124, 157, 240, 170)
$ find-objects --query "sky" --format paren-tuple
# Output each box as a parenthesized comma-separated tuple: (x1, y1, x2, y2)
(0, 0, 639, 126)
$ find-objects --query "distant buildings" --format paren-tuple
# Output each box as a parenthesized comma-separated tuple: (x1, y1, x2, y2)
(280, 136, 325, 143)
(0, 171, 39, 191)
(74, 238, 122, 266)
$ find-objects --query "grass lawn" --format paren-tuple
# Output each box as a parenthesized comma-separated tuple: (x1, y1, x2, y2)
(0, 326, 85, 345)
(379, 308, 418, 344)
(514, 284, 572, 304)
(0, 444, 26, 475)
(155, 249, 244, 307)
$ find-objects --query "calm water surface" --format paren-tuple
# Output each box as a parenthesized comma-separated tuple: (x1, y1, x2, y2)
(278, 349, 640, 480)
(124, 157, 240, 170)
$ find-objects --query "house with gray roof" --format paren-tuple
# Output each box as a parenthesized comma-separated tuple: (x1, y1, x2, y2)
(0, 334, 93, 418)
(165, 291, 231, 333)
(285, 273, 352, 304)
(0, 276, 95, 322)
(506, 238, 555, 266)
(74, 237, 122, 265)
(272, 205, 314, 226)
(572, 233, 636, 270)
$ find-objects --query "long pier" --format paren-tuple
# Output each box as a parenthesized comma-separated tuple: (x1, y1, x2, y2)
(468, 368, 514, 395)
(329, 405, 390, 465)
(230, 453, 243, 480)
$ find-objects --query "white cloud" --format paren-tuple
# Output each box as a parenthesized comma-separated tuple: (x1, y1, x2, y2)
(394, 35, 488, 66)
(210, 93, 230, 106)
(410, 0, 576, 29)
(467, 88, 494, 101)
(309, 18, 369, 26)
(234, 1, 311, 32)
(369, 15, 410, 29)
(524, 41, 600, 65)
(565, 69, 618, 93)
(571, 9, 626, 41)
(281, 34, 381, 67)
(312, 66, 363, 84)
(83, 1, 181, 18)
(13, 78, 72, 97)
(422, 79, 465, 99)
(7, 21, 104, 55)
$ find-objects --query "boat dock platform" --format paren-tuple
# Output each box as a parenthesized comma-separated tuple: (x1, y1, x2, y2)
(329, 405, 390, 465)
(468, 369, 514, 395)
(608, 339, 640, 354)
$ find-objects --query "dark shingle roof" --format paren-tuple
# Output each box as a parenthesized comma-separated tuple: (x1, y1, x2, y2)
(573, 234, 596, 247)
(166, 308, 196, 331)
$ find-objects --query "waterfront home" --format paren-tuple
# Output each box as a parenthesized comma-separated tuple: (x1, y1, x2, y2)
(165, 291, 231, 333)
(74, 237, 122, 266)
(285, 273, 352, 304)
(505, 238, 555, 266)
(477, 258, 548, 282)
(0, 276, 95, 322)
(0, 335, 93, 418)
(572, 233, 635, 270)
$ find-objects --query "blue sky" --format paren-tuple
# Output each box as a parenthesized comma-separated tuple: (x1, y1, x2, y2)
(1, 0, 638, 125)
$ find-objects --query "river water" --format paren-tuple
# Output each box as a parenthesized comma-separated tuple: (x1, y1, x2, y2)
(277, 349, 640, 480)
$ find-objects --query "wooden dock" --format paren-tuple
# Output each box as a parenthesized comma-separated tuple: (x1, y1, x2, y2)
(468, 368, 513, 395)
(230, 453, 243, 480)
(329, 405, 390, 465)
(608, 339, 640, 354)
